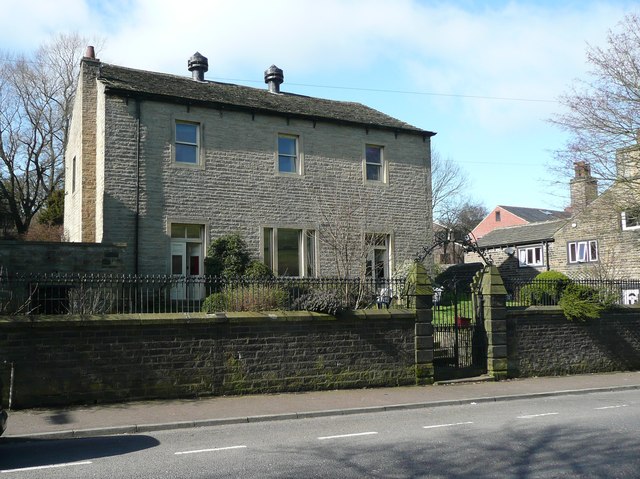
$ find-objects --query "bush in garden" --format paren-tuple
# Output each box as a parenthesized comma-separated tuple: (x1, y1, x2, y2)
(204, 234, 272, 278)
(558, 283, 605, 321)
(244, 260, 274, 279)
(201, 285, 286, 313)
(291, 289, 344, 315)
(519, 270, 570, 306)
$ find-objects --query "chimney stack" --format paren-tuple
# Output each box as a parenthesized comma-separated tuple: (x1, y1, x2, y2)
(188, 52, 208, 81)
(264, 65, 284, 93)
(569, 161, 598, 213)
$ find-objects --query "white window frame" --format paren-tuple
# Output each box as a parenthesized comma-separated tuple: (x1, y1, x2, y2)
(621, 210, 640, 231)
(364, 144, 387, 184)
(174, 120, 202, 166)
(567, 240, 598, 264)
(365, 233, 391, 279)
(263, 227, 316, 277)
(517, 245, 543, 267)
(277, 133, 303, 175)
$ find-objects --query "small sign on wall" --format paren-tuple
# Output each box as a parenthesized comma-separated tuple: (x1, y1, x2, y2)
(622, 289, 639, 305)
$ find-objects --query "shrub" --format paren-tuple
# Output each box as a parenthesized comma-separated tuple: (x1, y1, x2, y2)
(244, 260, 274, 279)
(558, 283, 604, 321)
(519, 270, 570, 306)
(291, 289, 343, 315)
(204, 234, 252, 278)
(202, 285, 286, 313)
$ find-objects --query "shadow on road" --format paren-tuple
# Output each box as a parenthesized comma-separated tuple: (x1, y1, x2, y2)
(0, 434, 160, 471)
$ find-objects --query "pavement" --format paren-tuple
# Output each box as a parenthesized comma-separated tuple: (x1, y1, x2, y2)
(2, 371, 640, 440)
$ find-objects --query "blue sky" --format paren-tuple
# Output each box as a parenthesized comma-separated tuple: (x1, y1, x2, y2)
(1, 0, 638, 211)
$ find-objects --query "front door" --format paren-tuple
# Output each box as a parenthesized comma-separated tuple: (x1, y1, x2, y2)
(170, 224, 205, 301)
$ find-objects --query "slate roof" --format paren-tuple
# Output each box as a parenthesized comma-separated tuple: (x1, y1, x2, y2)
(476, 219, 567, 248)
(498, 205, 570, 223)
(97, 63, 434, 136)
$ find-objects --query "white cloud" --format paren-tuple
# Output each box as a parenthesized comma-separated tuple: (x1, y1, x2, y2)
(0, 0, 92, 51)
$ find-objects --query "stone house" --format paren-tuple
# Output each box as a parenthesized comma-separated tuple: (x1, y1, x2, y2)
(64, 48, 435, 283)
(467, 156, 640, 287)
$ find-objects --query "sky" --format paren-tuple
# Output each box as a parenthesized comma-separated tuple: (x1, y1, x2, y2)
(1, 0, 638, 212)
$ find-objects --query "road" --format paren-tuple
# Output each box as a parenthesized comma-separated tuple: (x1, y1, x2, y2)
(1, 389, 639, 478)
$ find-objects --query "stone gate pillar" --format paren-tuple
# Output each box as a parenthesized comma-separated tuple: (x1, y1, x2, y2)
(479, 265, 508, 379)
(406, 262, 434, 385)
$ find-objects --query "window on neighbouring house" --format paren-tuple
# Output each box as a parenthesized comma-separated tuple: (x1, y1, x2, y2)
(495, 211, 501, 222)
(567, 240, 598, 263)
(517, 245, 543, 267)
(365, 145, 385, 182)
(263, 227, 316, 277)
(175, 121, 199, 164)
(365, 233, 390, 279)
(278, 134, 300, 174)
(621, 208, 640, 230)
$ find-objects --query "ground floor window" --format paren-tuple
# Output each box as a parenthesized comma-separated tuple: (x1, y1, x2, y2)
(365, 233, 390, 279)
(567, 240, 598, 264)
(263, 227, 316, 277)
(517, 245, 543, 267)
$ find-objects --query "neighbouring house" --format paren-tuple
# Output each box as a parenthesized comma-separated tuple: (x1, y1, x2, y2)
(63, 48, 435, 288)
(471, 205, 569, 240)
(467, 152, 640, 286)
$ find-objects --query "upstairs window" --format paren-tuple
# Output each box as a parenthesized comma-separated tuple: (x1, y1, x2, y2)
(517, 245, 543, 267)
(365, 145, 386, 183)
(621, 208, 640, 230)
(567, 240, 598, 264)
(278, 134, 300, 174)
(495, 211, 501, 222)
(175, 121, 199, 164)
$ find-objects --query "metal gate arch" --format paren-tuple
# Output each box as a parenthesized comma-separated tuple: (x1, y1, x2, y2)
(432, 278, 487, 380)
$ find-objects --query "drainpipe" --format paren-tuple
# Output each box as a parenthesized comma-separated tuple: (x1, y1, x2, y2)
(134, 98, 141, 275)
(544, 241, 550, 271)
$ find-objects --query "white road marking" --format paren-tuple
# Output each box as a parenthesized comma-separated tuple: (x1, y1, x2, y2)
(1, 461, 92, 473)
(175, 445, 247, 455)
(517, 413, 559, 419)
(595, 405, 628, 410)
(318, 432, 378, 440)
(423, 422, 474, 429)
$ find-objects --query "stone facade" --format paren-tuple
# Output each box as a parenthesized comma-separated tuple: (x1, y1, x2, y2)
(64, 55, 434, 277)
(0, 240, 125, 275)
(0, 311, 415, 408)
(507, 308, 640, 376)
(551, 185, 640, 279)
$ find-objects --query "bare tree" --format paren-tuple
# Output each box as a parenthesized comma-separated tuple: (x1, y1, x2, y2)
(431, 149, 469, 221)
(550, 13, 640, 189)
(435, 200, 487, 264)
(0, 33, 92, 236)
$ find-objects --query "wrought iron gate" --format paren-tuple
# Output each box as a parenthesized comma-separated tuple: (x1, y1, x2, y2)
(433, 281, 487, 380)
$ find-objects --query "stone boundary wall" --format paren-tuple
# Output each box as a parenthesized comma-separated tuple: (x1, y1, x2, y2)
(507, 307, 640, 377)
(0, 310, 415, 409)
(0, 240, 126, 275)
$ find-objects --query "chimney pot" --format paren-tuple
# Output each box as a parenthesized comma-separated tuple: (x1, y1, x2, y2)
(84, 45, 96, 60)
(264, 65, 284, 93)
(188, 52, 209, 81)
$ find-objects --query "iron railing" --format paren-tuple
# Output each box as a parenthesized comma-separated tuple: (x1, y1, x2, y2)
(0, 273, 409, 316)
(505, 279, 640, 307)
